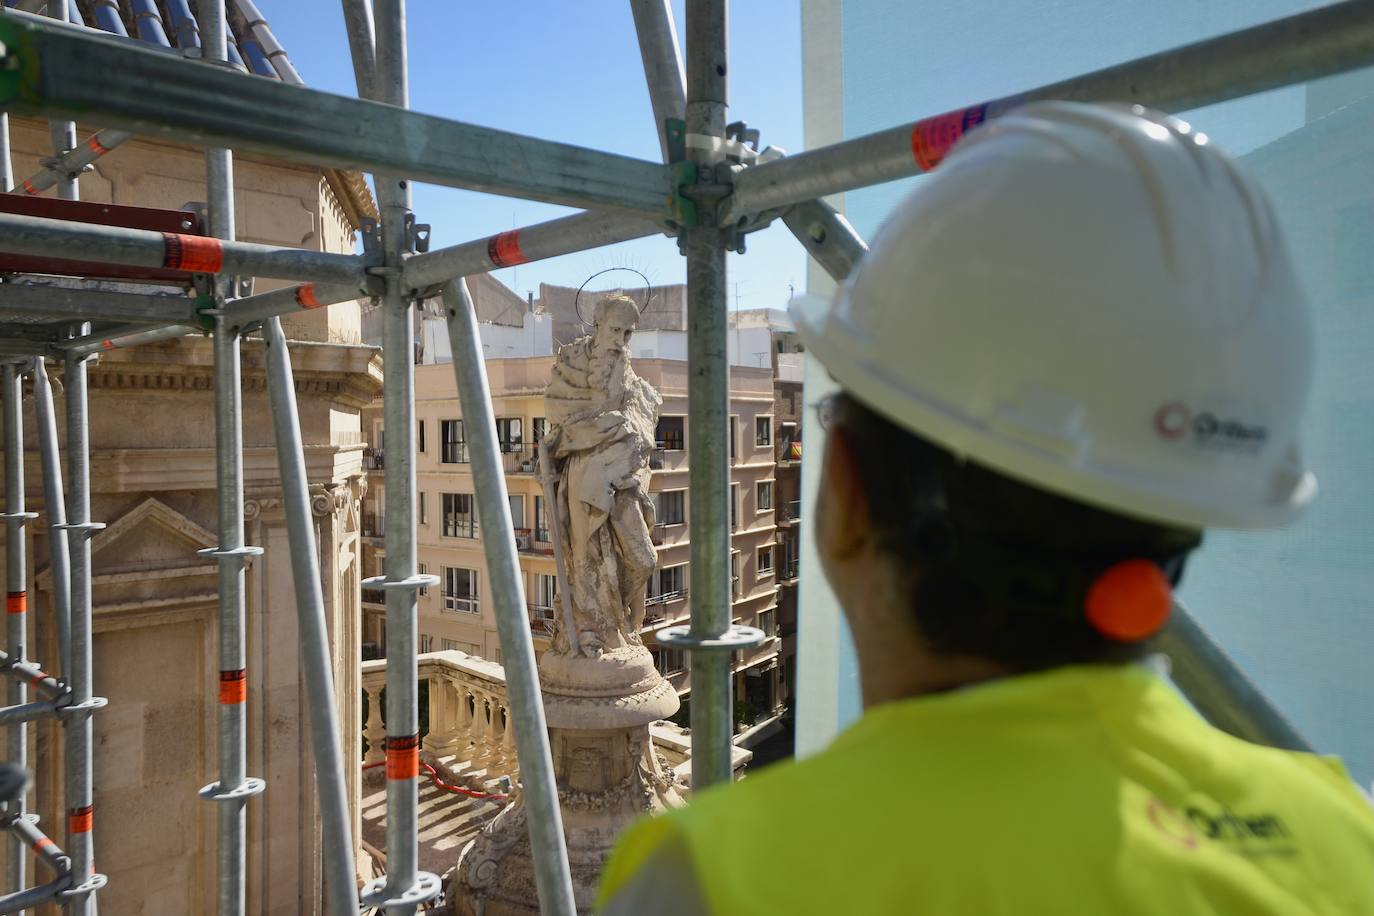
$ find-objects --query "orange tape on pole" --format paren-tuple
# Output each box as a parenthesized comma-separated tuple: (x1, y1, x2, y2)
(32, 836, 55, 853)
(161, 233, 224, 273)
(68, 805, 93, 835)
(21, 180, 39, 196)
(87, 134, 110, 157)
(295, 284, 323, 309)
(384, 734, 420, 780)
(487, 230, 529, 268)
(218, 669, 246, 705)
(910, 104, 989, 172)
(6, 592, 25, 615)
(28, 669, 49, 686)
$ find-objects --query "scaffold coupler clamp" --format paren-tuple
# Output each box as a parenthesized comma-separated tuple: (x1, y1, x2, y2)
(360, 572, 442, 596)
(58, 870, 109, 902)
(361, 871, 443, 910)
(655, 623, 768, 653)
(197, 544, 265, 567)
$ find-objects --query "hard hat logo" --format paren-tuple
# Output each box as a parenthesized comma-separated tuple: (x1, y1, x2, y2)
(1153, 402, 1192, 441)
(1154, 402, 1269, 454)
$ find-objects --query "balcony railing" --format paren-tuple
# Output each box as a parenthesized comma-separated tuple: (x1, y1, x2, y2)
(443, 596, 479, 615)
(361, 586, 385, 606)
(363, 446, 384, 470)
(645, 586, 688, 608)
(778, 499, 801, 524)
(500, 443, 537, 474)
(441, 442, 468, 464)
(514, 527, 534, 551)
(528, 603, 557, 638)
(361, 513, 384, 538)
(779, 560, 800, 583)
(362, 651, 708, 798)
(362, 651, 518, 792)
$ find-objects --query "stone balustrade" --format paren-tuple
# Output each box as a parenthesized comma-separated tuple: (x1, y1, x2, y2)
(361, 650, 519, 793)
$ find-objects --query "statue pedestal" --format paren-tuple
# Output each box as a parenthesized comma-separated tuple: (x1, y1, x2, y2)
(452, 645, 682, 915)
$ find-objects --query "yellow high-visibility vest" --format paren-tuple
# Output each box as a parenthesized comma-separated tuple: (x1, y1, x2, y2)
(599, 664, 1374, 914)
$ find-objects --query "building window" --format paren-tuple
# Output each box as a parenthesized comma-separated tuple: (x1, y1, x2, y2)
(532, 417, 547, 446)
(656, 416, 685, 451)
(418, 562, 429, 597)
(756, 416, 772, 447)
(758, 608, 776, 637)
(418, 420, 426, 454)
(656, 490, 686, 526)
(729, 415, 737, 461)
(442, 493, 478, 538)
(647, 564, 686, 605)
(442, 638, 459, 652)
(441, 419, 467, 463)
(758, 545, 775, 576)
(757, 480, 773, 512)
(656, 648, 685, 675)
(730, 483, 739, 529)
(419, 491, 428, 526)
(497, 417, 524, 453)
(509, 494, 525, 529)
(495, 648, 503, 665)
(534, 496, 550, 542)
(420, 634, 433, 653)
(442, 567, 479, 615)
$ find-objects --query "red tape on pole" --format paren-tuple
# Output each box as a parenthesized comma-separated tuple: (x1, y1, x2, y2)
(68, 805, 93, 835)
(295, 284, 323, 309)
(32, 836, 54, 853)
(161, 233, 224, 273)
(29, 669, 49, 686)
(87, 135, 110, 157)
(218, 669, 246, 705)
(487, 230, 529, 268)
(384, 734, 420, 780)
(6, 592, 25, 615)
(21, 180, 39, 196)
(910, 104, 989, 172)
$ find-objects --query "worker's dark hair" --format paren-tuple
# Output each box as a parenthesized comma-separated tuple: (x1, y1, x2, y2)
(827, 392, 1202, 671)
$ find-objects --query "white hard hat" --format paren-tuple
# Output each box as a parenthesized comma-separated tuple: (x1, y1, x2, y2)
(792, 101, 1315, 530)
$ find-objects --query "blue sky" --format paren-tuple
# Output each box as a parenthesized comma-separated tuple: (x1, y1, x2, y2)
(266, 2, 806, 308)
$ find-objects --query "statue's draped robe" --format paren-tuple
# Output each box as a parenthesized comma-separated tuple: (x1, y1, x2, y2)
(545, 339, 661, 653)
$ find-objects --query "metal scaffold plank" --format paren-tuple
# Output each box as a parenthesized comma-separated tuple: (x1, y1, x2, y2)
(725, 0, 1374, 222)
(0, 14, 673, 218)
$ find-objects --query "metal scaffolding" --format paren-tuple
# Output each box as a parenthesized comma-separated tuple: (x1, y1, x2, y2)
(0, 0, 1359, 911)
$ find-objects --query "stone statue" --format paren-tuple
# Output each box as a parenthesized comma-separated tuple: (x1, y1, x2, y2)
(542, 294, 662, 657)
(453, 293, 683, 915)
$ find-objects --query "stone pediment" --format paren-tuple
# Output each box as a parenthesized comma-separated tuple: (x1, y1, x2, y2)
(91, 498, 218, 575)
(37, 498, 220, 613)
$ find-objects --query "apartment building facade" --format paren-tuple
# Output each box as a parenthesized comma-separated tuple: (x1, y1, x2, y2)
(360, 329, 787, 740)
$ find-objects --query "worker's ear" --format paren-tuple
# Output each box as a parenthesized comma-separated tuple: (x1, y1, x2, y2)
(817, 425, 872, 566)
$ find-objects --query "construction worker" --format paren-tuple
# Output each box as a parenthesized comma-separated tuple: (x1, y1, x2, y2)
(597, 102, 1374, 914)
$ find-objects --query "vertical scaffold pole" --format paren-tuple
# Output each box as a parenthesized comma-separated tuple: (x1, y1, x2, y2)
(260, 316, 360, 916)
(46, 0, 78, 203)
(441, 279, 576, 916)
(31, 360, 70, 678)
(61, 344, 108, 913)
(197, 7, 265, 910)
(359, 1, 441, 911)
(683, 0, 735, 791)
(2, 363, 37, 903)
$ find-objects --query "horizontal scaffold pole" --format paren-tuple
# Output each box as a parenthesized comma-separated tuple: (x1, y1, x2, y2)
(0, 283, 199, 325)
(58, 323, 189, 356)
(12, 127, 131, 197)
(0, 14, 673, 218)
(402, 210, 663, 291)
(726, 0, 1374, 222)
(0, 211, 371, 286)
